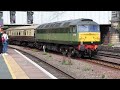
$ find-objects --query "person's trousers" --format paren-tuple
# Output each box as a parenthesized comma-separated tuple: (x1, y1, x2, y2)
(3, 41, 8, 53)
(0, 43, 3, 54)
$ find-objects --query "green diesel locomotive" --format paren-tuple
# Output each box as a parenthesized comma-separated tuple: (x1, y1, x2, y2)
(35, 18, 100, 58)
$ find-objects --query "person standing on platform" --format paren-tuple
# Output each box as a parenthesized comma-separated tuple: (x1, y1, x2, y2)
(2, 30, 9, 55)
(0, 28, 3, 54)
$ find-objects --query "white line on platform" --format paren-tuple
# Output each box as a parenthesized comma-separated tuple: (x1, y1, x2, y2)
(14, 49, 57, 79)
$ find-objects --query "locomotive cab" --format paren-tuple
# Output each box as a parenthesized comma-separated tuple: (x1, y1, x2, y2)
(77, 23, 100, 58)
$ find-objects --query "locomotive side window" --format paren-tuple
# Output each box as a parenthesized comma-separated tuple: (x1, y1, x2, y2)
(73, 26, 77, 33)
(70, 27, 73, 33)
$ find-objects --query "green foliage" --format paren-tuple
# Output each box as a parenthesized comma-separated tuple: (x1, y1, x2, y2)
(49, 55, 52, 57)
(83, 67, 91, 71)
(108, 43, 114, 47)
(42, 52, 47, 55)
(62, 57, 72, 65)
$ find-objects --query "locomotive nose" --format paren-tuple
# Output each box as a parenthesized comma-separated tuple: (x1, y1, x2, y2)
(79, 32, 100, 42)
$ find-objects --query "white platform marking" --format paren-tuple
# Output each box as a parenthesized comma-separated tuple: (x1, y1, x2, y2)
(14, 49, 57, 79)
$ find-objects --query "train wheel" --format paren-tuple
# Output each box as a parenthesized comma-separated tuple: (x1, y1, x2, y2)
(67, 52, 72, 57)
(67, 49, 73, 57)
(77, 52, 84, 58)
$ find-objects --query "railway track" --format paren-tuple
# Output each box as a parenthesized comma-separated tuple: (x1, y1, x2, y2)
(8, 46, 75, 79)
(90, 51, 120, 70)
(96, 51, 120, 65)
(98, 51, 120, 59)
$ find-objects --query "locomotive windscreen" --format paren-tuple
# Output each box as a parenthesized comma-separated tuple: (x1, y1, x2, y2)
(77, 25, 100, 32)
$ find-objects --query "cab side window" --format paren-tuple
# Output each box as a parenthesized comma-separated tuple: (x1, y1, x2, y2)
(72, 26, 77, 33)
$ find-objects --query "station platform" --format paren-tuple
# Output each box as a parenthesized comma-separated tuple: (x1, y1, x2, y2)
(0, 48, 57, 79)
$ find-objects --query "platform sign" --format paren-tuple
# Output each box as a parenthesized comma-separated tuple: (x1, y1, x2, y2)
(27, 11, 33, 24)
(111, 11, 120, 22)
(0, 12, 3, 27)
(0, 19, 3, 27)
(0, 12, 3, 18)
(10, 11, 16, 24)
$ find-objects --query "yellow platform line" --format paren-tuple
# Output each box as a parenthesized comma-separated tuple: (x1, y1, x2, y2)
(2, 54, 29, 79)
(2, 54, 16, 79)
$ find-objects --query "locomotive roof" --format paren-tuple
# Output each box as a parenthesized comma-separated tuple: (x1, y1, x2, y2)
(36, 18, 98, 29)
(7, 25, 39, 30)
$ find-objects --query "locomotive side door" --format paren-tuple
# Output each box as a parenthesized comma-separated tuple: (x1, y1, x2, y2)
(69, 26, 73, 44)
(69, 26, 77, 44)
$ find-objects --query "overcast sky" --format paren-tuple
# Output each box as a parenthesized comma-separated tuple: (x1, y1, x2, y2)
(2, 11, 112, 24)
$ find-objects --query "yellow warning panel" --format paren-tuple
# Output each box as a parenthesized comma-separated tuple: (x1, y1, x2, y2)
(2, 54, 29, 79)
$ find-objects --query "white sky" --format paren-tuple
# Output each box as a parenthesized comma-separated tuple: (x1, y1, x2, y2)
(2, 11, 112, 24)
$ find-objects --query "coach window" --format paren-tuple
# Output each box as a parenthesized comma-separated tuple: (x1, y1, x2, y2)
(28, 31, 29, 35)
(29, 31, 31, 36)
(26, 31, 28, 36)
(20, 31, 22, 36)
(25, 31, 27, 35)
(24, 31, 26, 36)
(19, 32, 20, 36)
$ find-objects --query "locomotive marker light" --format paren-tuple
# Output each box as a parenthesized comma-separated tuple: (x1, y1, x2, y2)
(43, 45, 46, 53)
